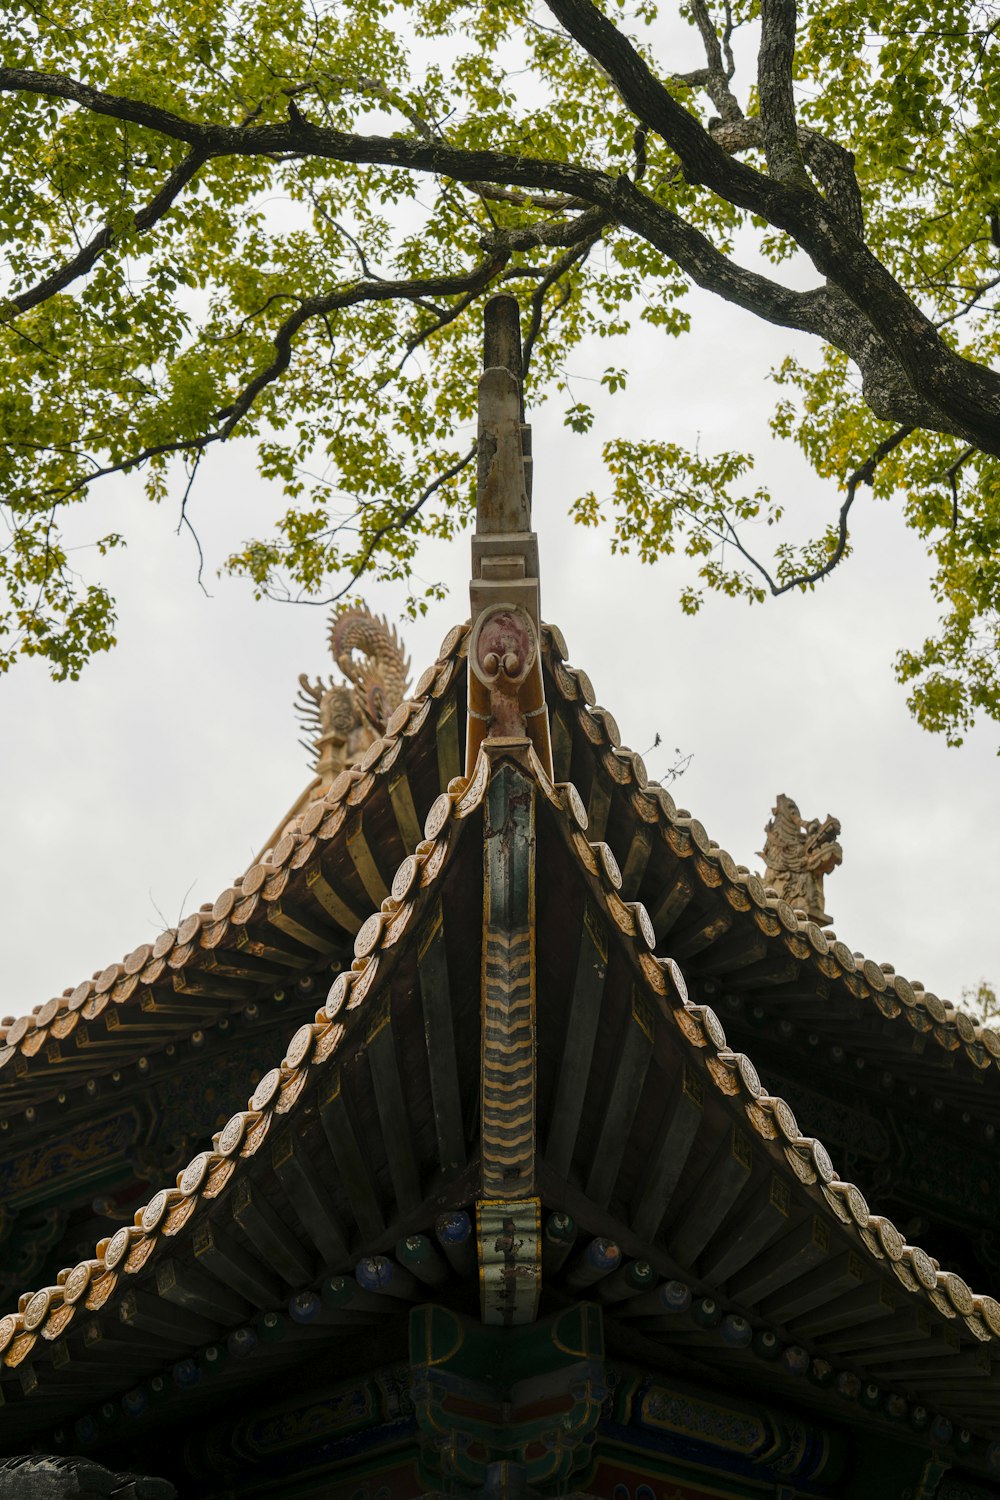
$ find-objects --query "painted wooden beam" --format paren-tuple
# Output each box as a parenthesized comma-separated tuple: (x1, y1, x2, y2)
(544, 904, 608, 1180)
(727, 1214, 831, 1305)
(435, 1210, 475, 1278)
(417, 902, 467, 1175)
(388, 768, 424, 852)
(631, 1064, 704, 1241)
(347, 818, 390, 906)
(725, 957, 800, 990)
(365, 999, 422, 1217)
(822, 1306, 938, 1359)
(266, 902, 340, 956)
(668, 911, 734, 961)
(436, 698, 463, 789)
(585, 988, 654, 1209)
(541, 1211, 577, 1275)
(550, 708, 573, 783)
(593, 1258, 657, 1304)
(230, 1177, 315, 1288)
(305, 864, 365, 934)
(193, 1219, 284, 1308)
(668, 1125, 753, 1267)
(698, 1174, 792, 1283)
(316, 1072, 384, 1244)
(119, 1290, 219, 1346)
(619, 828, 653, 900)
(235, 930, 313, 970)
(650, 869, 695, 940)
(481, 761, 536, 1199)
(758, 1248, 866, 1324)
(586, 774, 612, 843)
(396, 1233, 450, 1287)
(477, 1197, 541, 1326)
(154, 1258, 252, 1325)
(695, 930, 770, 976)
(564, 1236, 621, 1292)
(788, 1276, 897, 1340)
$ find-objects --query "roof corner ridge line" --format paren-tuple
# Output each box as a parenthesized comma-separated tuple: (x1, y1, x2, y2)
(0, 768, 489, 1376)
(535, 634, 1000, 1082)
(532, 777, 1000, 1357)
(0, 623, 480, 1111)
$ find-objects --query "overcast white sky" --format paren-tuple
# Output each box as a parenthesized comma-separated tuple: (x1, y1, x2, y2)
(2, 260, 998, 1025)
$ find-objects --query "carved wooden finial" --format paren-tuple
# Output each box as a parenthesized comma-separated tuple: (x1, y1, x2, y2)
(467, 298, 550, 778)
(758, 793, 842, 927)
(477, 297, 531, 535)
(483, 293, 523, 389)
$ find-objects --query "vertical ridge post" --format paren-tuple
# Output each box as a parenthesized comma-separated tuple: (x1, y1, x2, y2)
(468, 299, 551, 778)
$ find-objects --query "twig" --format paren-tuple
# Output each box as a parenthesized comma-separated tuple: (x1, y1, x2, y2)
(176, 451, 210, 594)
(725, 424, 913, 595)
(942, 445, 975, 528)
(262, 445, 479, 606)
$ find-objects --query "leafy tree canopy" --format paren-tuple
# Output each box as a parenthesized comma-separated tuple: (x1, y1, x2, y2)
(1, 0, 998, 742)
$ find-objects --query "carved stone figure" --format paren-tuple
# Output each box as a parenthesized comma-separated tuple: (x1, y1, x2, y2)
(295, 607, 411, 783)
(759, 793, 842, 927)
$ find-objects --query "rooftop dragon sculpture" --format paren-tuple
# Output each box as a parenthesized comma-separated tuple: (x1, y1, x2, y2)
(759, 793, 842, 927)
(295, 607, 411, 784)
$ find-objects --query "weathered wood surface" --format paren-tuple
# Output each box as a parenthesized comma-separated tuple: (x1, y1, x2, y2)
(544, 904, 607, 1179)
(417, 902, 467, 1176)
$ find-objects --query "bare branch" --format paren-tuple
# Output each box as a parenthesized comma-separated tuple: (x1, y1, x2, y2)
(264, 445, 479, 607)
(940, 445, 976, 528)
(175, 452, 211, 596)
(686, 0, 743, 122)
(479, 204, 609, 255)
(724, 425, 913, 596)
(935, 272, 1000, 330)
(522, 235, 602, 377)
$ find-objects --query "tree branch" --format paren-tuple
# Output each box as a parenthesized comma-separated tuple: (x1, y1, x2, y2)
(7, 147, 208, 315)
(521, 235, 602, 377)
(263, 445, 479, 607)
(4, 55, 1000, 452)
(540, 0, 1000, 449)
(709, 116, 863, 235)
(11, 258, 511, 507)
(757, 0, 810, 188)
(686, 0, 743, 122)
(212, 253, 510, 434)
(723, 424, 913, 596)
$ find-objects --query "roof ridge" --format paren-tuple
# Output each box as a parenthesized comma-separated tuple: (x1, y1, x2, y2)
(0, 622, 471, 1107)
(0, 743, 488, 1377)
(525, 746, 1000, 1419)
(539, 624, 1000, 1079)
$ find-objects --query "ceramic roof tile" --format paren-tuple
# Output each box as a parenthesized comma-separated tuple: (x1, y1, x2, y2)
(0, 752, 486, 1379)
(527, 740, 1000, 1368)
(540, 624, 1000, 1079)
(0, 624, 471, 1110)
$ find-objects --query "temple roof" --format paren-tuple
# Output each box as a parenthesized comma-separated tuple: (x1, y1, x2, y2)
(2, 733, 999, 1467)
(3, 293, 999, 1491)
(2, 621, 997, 1125)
